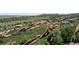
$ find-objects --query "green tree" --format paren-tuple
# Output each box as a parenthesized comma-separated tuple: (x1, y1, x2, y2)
(60, 25, 75, 43)
(71, 33, 79, 43)
(47, 28, 63, 45)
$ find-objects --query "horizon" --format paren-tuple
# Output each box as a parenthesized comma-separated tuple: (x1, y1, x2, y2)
(0, 13, 79, 16)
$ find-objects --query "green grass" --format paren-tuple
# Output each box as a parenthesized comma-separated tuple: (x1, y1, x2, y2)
(0, 14, 79, 45)
(0, 25, 47, 44)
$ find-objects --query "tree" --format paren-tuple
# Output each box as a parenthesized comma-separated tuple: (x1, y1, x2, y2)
(60, 25, 75, 43)
(47, 28, 63, 45)
(71, 33, 79, 43)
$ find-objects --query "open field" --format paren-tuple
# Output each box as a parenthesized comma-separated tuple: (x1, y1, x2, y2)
(0, 14, 79, 45)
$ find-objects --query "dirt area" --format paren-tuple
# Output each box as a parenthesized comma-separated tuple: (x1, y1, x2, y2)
(69, 42, 79, 45)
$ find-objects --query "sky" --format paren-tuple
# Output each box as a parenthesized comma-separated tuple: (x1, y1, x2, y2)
(0, 13, 41, 15)
(0, 0, 79, 15)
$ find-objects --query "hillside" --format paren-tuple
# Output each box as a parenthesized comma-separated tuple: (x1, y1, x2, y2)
(0, 13, 79, 45)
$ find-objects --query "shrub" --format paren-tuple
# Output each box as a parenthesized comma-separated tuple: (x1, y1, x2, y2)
(47, 28, 64, 45)
(60, 25, 75, 43)
(71, 33, 79, 43)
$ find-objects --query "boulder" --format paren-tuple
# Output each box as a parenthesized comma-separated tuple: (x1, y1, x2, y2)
(75, 24, 79, 34)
